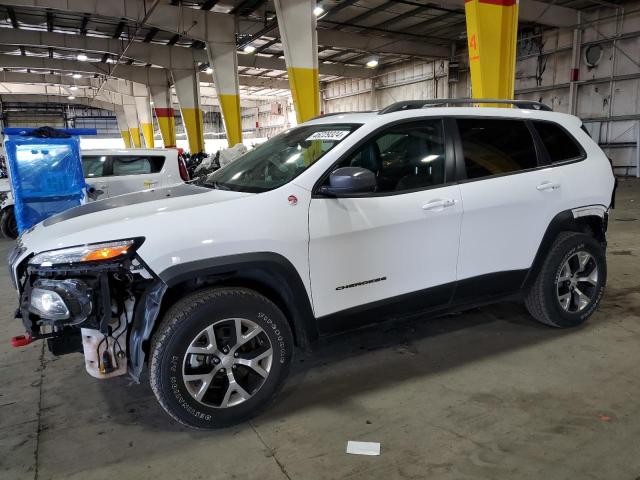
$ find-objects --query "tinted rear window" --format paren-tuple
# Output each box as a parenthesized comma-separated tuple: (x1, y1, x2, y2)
(457, 119, 538, 180)
(534, 121, 583, 163)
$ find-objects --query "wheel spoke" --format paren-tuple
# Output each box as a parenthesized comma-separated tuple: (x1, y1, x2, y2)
(576, 251, 591, 272)
(235, 348, 273, 378)
(574, 287, 591, 310)
(186, 325, 217, 355)
(220, 371, 252, 408)
(558, 292, 571, 310)
(577, 267, 598, 287)
(184, 367, 220, 401)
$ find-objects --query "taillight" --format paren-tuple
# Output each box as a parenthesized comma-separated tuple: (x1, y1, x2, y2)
(178, 158, 190, 181)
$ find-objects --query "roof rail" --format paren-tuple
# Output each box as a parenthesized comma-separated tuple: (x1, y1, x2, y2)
(378, 98, 552, 115)
(309, 111, 374, 120)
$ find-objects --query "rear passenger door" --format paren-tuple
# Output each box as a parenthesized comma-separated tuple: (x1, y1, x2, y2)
(454, 117, 564, 292)
(107, 154, 166, 197)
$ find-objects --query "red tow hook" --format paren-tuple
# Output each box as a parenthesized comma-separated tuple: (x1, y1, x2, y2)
(11, 335, 33, 347)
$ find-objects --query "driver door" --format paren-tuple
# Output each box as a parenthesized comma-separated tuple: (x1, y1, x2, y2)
(308, 119, 463, 329)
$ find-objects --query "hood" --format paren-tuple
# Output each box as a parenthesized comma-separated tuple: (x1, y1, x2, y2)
(20, 183, 251, 254)
(43, 183, 212, 227)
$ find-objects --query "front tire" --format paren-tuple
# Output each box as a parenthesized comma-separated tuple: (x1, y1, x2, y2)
(150, 287, 294, 429)
(525, 232, 606, 328)
(0, 206, 18, 239)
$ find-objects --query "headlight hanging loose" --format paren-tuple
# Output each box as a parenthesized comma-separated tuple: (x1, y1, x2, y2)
(29, 239, 140, 267)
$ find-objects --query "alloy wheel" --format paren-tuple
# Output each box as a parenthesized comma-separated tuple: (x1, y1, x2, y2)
(556, 251, 599, 313)
(182, 318, 273, 408)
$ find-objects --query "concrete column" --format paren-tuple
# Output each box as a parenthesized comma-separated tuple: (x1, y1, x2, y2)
(207, 14, 242, 147)
(274, 0, 319, 123)
(133, 83, 154, 148)
(568, 14, 582, 115)
(115, 108, 131, 147)
(149, 83, 176, 148)
(172, 67, 205, 154)
(464, 0, 519, 101)
(123, 103, 141, 148)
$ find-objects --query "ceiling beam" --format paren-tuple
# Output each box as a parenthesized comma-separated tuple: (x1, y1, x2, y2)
(200, 0, 218, 10)
(113, 21, 126, 39)
(143, 27, 158, 43)
(6, 7, 18, 28)
(46, 10, 53, 32)
(79, 14, 90, 35)
(0, 28, 374, 78)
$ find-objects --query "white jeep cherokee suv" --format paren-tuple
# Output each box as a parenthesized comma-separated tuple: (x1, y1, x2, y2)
(7, 100, 615, 428)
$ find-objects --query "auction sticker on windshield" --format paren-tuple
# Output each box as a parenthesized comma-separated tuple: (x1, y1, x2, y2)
(306, 130, 351, 142)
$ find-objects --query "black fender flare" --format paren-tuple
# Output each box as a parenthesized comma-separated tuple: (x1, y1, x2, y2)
(521, 206, 608, 291)
(128, 252, 317, 382)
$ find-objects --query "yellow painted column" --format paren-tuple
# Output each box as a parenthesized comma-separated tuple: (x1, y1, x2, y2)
(129, 127, 142, 148)
(274, 0, 320, 123)
(115, 108, 132, 148)
(134, 91, 155, 148)
(464, 0, 519, 102)
(121, 131, 132, 147)
(150, 84, 177, 148)
(123, 103, 141, 148)
(172, 68, 205, 154)
(207, 14, 242, 147)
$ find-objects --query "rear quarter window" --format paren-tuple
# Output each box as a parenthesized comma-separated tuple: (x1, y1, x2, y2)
(111, 156, 165, 176)
(533, 121, 584, 163)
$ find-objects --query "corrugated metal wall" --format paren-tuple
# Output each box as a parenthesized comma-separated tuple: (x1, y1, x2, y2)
(321, 2, 640, 176)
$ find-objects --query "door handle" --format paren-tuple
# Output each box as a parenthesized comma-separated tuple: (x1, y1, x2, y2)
(537, 181, 561, 191)
(422, 198, 456, 211)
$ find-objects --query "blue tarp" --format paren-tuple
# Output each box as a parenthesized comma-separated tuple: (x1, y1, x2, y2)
(4, 130, 93, 233)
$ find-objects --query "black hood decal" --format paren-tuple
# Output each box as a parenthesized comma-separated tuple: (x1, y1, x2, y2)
(43, 183, 210, 227)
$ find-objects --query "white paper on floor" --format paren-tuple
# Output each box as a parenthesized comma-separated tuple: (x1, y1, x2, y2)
(346, 441, 381, 456)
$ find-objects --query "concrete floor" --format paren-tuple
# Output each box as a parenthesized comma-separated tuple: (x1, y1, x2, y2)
(1, 179, 639, 480)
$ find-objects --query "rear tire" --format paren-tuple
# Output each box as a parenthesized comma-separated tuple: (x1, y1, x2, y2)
(525, 232, 606, 328)
(0, 206, 18, 239)
(149, 287, 294, 429)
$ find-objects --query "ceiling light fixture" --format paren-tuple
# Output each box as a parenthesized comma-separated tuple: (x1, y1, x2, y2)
(69, 86, 78, 91)
(243, 45, 256, 54)
(77, 53, 88, 61)
(72, 73, 82, 79)
(205, 66, 213, 74)
(313, 5, 325, 16)
(67, 95, 75, 100)
(366, 58, 379, 68)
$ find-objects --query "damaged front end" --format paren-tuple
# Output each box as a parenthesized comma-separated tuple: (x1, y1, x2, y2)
(11, 237, 166, 381)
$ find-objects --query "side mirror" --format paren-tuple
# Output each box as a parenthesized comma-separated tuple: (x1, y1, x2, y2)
(319, 167, 376, 196)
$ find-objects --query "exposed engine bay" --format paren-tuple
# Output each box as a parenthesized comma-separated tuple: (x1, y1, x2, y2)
(14, 251, 156, 380)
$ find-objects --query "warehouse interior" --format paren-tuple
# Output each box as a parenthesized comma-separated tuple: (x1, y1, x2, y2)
(0, 0, 639, 479)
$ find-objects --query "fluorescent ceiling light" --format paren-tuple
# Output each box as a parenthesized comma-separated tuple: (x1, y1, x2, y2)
(77, 53, 88, 61)
(67, 95, 75, 100)
(72, 73, 82, 79)
(366, 59, 379, 68)
(69, 86, 78, 91)
(243, 45, 256, 54)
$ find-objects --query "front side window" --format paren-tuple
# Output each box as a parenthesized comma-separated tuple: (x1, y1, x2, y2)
(82, 155, 107, 178)
(458, 118, 538, 180)
(202, 124, 360, 193)
(533, 121, 583, 163)
(111, 156, 165, 176)
(327, 120, 446, 193)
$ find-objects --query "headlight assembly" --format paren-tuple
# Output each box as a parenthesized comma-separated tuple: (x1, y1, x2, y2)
(29, 239, 143, 267)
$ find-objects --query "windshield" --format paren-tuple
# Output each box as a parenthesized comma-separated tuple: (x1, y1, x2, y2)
(200, 123, 360, 193)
